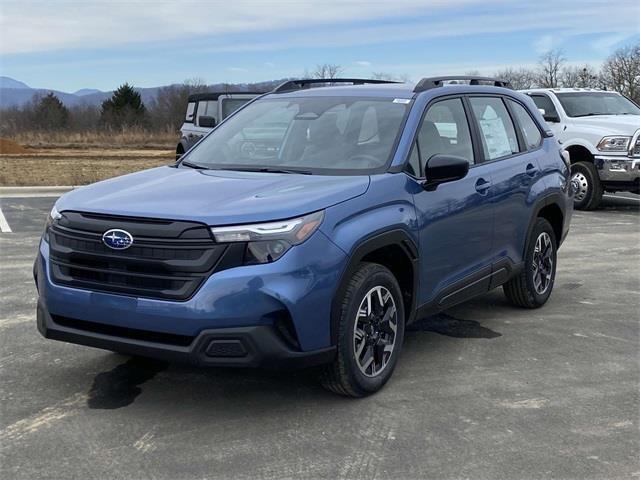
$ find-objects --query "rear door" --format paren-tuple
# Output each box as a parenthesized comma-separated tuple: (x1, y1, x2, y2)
(409, 96, 495, 307)
(467, 95, 546, 282)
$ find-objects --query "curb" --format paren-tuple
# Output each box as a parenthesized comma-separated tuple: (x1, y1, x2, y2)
(0, 186, 76, 198)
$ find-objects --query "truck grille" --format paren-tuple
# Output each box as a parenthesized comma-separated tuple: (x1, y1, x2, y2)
(48, 211, 233, 301)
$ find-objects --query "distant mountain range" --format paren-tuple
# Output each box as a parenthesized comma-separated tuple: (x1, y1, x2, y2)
(0, 76, 169, 109)
(0, 76, 286, 109)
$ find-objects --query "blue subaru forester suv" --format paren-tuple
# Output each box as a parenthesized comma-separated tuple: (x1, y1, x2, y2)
(35, 77, 573, 396)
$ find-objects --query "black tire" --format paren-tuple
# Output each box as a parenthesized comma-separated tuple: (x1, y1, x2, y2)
(571, 161, 602, 210)
(504, 218, 557, 308)
(320, 263, 405, 397)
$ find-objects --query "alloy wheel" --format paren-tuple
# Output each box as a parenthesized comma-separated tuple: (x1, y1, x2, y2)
(532, 232, 554, 295)
(353, 286, 398, 377)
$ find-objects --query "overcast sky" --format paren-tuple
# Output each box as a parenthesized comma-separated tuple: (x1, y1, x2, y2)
(0, 0, 638, 92)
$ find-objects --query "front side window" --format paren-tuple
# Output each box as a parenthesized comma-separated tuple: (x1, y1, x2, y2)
(555, 92, 640, 117)
(470, 97, 519, 160)
(183, 96, 409, 174)
(414, 98, 474, 175)
(508, 100, 542, 150)
(185, 102, 196, 122)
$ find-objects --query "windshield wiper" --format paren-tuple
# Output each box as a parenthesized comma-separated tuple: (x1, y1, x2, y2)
(224, 166, 313, 175)
(572, 113, 608, 117)
(180, 160, 209, 170)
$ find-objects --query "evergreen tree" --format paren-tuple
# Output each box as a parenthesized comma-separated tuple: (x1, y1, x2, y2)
(100, 83, 146, 128)
(33, 92, 69, 130)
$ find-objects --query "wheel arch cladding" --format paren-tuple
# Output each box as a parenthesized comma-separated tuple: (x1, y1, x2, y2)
(537, 203, 563, 246)
(330, 229, 418, 344)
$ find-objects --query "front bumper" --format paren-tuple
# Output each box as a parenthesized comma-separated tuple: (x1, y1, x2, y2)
(35, 228, 346, 367)
(595, 155, 640, 185)
(36, 301, 335, 368)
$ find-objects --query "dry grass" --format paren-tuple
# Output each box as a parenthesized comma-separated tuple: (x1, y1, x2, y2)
(0, 149, 174, 186)
(7, 129, 177, 150)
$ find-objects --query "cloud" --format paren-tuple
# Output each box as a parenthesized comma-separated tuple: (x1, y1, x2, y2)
(533, 34, 563, 54)
(264, 62, 276, 68)
(226, 67, 248, 72)
(355, 61, 372, 67)
(0, 0, 481, 54)
(590, 34, 631, 54)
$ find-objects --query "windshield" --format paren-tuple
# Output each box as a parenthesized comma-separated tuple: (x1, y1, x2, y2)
(556, 92, 640, 117)
(182, 96, 410, 174)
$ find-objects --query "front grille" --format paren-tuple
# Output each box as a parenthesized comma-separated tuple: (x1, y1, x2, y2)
(48, 211, 231, 301)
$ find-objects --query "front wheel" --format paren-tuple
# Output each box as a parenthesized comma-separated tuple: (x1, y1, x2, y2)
(320, 263, 405, 397)
(571, 161, 602, 210)
(504, 218, 557, 308)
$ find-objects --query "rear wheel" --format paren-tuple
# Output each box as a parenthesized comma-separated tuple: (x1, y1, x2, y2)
(320, 263, 405, 397)
(571, 161, 602, 210)
(504, 218, 557, 308)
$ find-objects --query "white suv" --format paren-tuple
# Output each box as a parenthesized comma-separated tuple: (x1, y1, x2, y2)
(176, 92, 264, 160)
(522, 88, 640, 210)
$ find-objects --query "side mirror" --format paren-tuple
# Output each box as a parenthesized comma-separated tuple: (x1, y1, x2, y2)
(543, 113, 560, 123)
(538, 108, 546, 116)
(422, 154, 469, 190)
(198, 116, 216, 128)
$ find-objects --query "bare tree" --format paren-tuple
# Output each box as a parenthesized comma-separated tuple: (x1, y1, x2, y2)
(150, 78, 208, 132)
(312, 64, 344, 79)
(560, 65, 600, 88)
(493, 68, 538, 90)
(371, 72, 410, 82)
(601, 44, 640, 103)
(537, 49, 566, 88)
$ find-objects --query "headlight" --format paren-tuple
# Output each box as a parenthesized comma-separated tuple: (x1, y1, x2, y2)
(597, 136, 630, 152)
(43, 205, 62, 241)
(210, 210, 324, 264)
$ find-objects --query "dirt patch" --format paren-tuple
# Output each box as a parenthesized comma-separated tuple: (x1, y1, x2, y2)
(0, 138, 29, 154)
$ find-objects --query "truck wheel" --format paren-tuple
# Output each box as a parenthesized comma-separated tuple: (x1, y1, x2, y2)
(571, 161, 602, 210)
(320, 263, 405, 397)
(504, 218, 557, 309)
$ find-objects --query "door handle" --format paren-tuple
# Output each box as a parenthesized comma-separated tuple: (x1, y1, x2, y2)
(475, 178, 491, 194)
(526, 163, 538, 176)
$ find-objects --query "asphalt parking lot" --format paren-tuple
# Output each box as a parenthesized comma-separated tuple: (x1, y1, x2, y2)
(1, 193, 639, 480)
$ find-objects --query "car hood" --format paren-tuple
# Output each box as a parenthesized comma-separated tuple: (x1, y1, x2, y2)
(569, 115, 640, 135)
(56, 166, 370, 225)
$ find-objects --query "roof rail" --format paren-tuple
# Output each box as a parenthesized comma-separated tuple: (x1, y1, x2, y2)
(272, 78, 400, 94)
(414, 76, 512, 93)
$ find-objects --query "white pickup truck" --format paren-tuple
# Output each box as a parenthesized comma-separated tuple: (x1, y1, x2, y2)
(522, 88, 640, 210)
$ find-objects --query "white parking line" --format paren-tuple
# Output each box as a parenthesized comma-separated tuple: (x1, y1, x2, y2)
(0, 207, 12, 233)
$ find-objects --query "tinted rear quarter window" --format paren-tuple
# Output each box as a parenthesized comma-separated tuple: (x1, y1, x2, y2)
(508, 100, 542, 150)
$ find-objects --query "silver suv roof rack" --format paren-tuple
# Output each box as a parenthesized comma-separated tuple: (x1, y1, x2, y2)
(272, 78, 400, 94)
(414, 76, 512, 92)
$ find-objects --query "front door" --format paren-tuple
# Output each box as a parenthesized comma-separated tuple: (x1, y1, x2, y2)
(408, 97, 495, 307)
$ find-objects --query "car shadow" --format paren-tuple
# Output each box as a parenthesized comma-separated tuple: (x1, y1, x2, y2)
(598, 194, 640, 212)
(84, 303, 504, 410)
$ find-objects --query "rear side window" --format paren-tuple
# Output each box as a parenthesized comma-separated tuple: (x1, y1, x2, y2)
(221, 98, 252, 119)
(508, 100, 542, 150)
(469, 97, 519, 160)
(530, 95, 558, 118)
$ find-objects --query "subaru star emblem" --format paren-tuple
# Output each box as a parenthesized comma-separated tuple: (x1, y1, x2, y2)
(102, 229, 133, 250)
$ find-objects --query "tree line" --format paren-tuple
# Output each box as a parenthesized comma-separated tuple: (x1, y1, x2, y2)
(0, 43, 637, 137)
